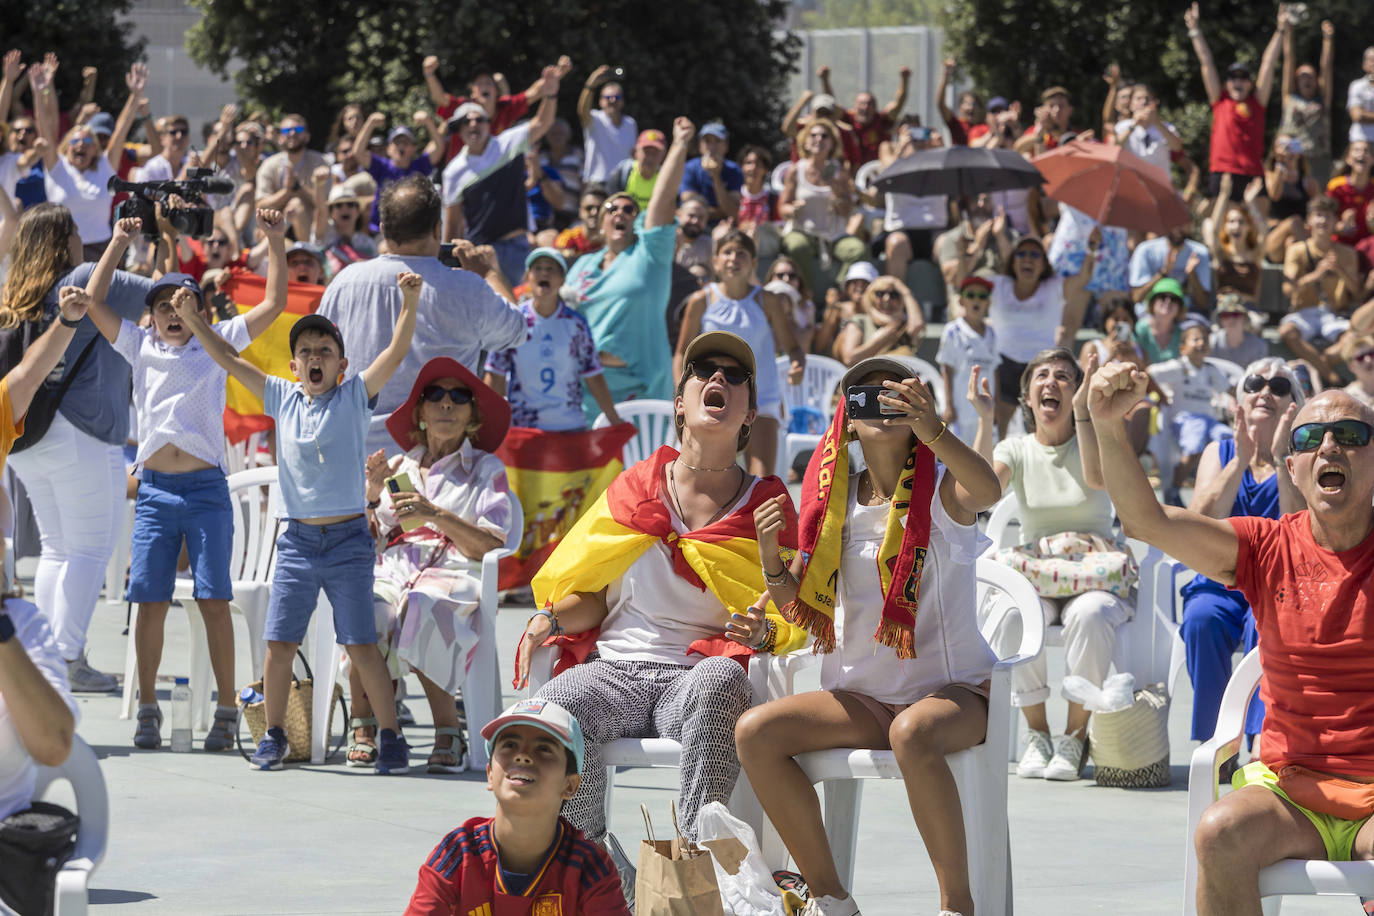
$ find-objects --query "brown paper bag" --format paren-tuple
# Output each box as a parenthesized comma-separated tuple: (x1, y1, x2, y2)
(634, 803, 725, 916)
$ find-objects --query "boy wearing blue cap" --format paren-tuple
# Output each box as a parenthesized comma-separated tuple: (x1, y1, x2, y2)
(483, 247, 623, 430)
(85, 210, 289, 752)
(181, 262, 421, 773)
(405, 698, 631, 916)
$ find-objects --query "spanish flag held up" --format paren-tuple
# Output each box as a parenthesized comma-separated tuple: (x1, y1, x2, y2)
(220, 270, 326, 444)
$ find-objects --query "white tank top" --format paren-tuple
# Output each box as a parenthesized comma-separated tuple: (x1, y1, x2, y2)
(701, 284, 783, 414)
(792, 164, 846, 241)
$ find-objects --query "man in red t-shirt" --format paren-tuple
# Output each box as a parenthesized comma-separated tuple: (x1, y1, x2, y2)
(1185, 3, 1286, 200)
(816, 64, 911, 165)
(935, 58, 990, 147)
(422, 55, 571, 163)
(1089, 359, 1374, 916)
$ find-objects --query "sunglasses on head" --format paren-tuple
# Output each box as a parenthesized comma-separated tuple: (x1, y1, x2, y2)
(1290, 419, 1374, 452)
(1242, 374, 1292, 397)
(421, 385, 473, 405)
(689, 360, 751, 386)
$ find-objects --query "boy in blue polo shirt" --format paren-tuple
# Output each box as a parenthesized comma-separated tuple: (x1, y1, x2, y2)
(181, 271, 422, 773)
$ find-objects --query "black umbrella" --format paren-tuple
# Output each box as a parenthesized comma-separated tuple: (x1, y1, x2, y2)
(871, 146, 1044, 199)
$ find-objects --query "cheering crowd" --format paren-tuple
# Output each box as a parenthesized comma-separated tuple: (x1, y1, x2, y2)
(3, 6, 1374, 914)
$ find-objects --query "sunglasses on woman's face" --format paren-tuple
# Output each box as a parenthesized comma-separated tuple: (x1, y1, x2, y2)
(421, 385, 473, 404)
(604, 201, 638, 217)
(772, 270, 799, 281)
(874, 289, 901, 300)
(689, 360, 751, 386)
(1013, 248, 1043, 260)
(1242, 374, 1292, 397)
(1290, 419, 1374, 452)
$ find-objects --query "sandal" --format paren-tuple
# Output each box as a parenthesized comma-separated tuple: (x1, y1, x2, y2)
(204, 705, 238, 752)
(346, 716, 378, 768)
(427, 726, 469, 774)
(133, 703, 162, 750)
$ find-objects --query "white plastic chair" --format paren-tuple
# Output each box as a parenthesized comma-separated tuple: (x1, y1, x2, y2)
(765, 560, 1044, 912)
(32, 736, 108, 916)
(775, 354, 847, 476)
(769, 161, 794, 195)
(309, 493, 524, 768)
(906, 355, 947, 414)
(102, 499, 136, 601)
(592, 399, 678, 469)
(222, 431, 271, 476)
(120, 466, 282, 730)
(1183, 649, 1374, 914)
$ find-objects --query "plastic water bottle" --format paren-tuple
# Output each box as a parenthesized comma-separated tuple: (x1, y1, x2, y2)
(240, 685, 263, 706)
(170, 677, 193, 752)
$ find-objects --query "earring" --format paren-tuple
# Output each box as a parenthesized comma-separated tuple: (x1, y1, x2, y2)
(419, 421, 428, 431)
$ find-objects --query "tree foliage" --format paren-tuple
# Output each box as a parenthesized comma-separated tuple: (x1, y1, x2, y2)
(0, 0, 144, 115)
(187, 0, 800, 150)
(800, 0, 940, 28)
(940, 0, 1372, 166)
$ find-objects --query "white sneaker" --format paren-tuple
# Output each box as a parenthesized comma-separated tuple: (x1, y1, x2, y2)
(800, 895, 861, 916)
(1015, 729, 1053, 778)
(1044, 732, 1087, 781)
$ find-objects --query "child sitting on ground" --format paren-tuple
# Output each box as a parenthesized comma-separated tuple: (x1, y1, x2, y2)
(85, 211, 288, 752)
(183, 271, 421, 773)
(482, 247, 623, 430)
(404, 698, 631, 915)
(1147, 317, 1235, 505)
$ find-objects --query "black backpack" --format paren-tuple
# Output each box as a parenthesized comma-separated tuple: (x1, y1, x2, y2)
(0, 317, 98, 454)
(0, 801, 79, 915)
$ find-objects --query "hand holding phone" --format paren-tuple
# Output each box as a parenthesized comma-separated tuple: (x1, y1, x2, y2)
(846, 385, 904, 420)
(386, 472, 425, 532)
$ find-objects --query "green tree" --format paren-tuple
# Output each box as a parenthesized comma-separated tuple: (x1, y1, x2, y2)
(0, 0, 144, 118)
(941, 0, 1371, 168)
(187, 0, 800, 150)
(801, 0, 940, 28)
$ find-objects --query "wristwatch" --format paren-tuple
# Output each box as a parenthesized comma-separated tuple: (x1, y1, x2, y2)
(59, 313, 83, 328)
(0, 611, 14, 644)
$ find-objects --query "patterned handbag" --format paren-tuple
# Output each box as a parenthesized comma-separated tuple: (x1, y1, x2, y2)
(994, 531, 1138, 599)
(1087, 683, 1172, 788)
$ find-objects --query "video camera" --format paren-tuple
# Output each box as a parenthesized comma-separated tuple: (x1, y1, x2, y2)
(107, 168, 235, 239)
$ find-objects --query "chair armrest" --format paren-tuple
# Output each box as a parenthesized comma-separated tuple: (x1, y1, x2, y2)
(748, 649, 819, 703)
(525, 643, 559, 696)
(1186, 649, 1262, 848)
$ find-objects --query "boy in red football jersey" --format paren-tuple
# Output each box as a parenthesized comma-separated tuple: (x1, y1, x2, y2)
(405, 699, 631, 915)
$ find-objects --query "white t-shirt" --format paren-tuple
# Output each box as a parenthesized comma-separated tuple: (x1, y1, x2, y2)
(989, 274, 1066, 363)
(0, 599, 78, 820)
(597, 477, 759, 664)
(993, 434, 1114, 544)
(135, 154, 177, 182)
(883, 191, 949, 232)
(822, 467, 996, 704)
(583, 109, 639, 184)
(1114, 119, 1174, 178)
(1148, 357, 1231, 419)
(112, 315, 251, 469)
(934, 317, 1000, 443)
(1347, 77, 1374, 142)
(45, 156, 116, 244)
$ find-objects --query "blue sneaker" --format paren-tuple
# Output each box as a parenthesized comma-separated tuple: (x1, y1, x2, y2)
(250, 726, 288, 770)
(376, 728, 410, 775)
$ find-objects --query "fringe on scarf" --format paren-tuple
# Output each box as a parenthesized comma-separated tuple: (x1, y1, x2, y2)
(781, 597, 836, 654)
(874, 617, 917, 661)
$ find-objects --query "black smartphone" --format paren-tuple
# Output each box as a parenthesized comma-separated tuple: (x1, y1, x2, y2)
(846, 385, 902, 419)
(438, 242, 461, 268)
(210, 290, 234, 321)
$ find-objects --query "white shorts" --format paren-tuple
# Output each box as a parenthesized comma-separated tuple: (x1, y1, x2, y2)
(1280, 305, 1349, 349)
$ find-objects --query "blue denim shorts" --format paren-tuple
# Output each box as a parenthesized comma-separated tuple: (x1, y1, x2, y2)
(1170, 410, 1231, 458)
(264, 516, 377, 646)
(127, 468, 233, 603)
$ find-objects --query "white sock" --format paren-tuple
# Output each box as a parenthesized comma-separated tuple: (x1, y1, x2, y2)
(816, 895, 861, 916)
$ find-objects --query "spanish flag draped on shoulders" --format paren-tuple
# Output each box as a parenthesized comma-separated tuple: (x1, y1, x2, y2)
(527, 445, 809, 676)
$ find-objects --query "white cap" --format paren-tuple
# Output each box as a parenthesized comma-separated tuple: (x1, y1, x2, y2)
(843, 261, 879, 284)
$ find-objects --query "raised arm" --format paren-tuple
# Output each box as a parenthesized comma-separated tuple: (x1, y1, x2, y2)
(350, 111, 385, 172)
(105, 63, 147, 171)
(781, 90, 814, 138)
(5, 286, 88, 420)
(646, 116, 693, 230)
(83, 217, 142, 344)
(0, 52, 23, 138)
(1185, 3, 1223, 105)
(884, 65, 910, 119)
(578, 64, 611, 129)
(29, 56, 59, 172)
(671, 291, 707, 381)
(1206, 176, 1231, 259)
(936, 59, 957, 130)
(1281, 18, 1295, 102)
(1058, 238, 1098, 347)
(174, 288, 267, 400)
(360, 271, 421, 398)
(420, 55, 448, 109)
(1089, 362, 1239, 583)
(1102, 63, 1121, 139)
(1072, 348, 1105, 489)
(1255, 11, 1288, 109)
(242, 209, 288, 339)
(525, 66, 561, 147)
(524, 54, 572, 100)
(1320, 21, 1335, 111)
(762, 289, 805, 384)
(311, 165, 332, 242)
(413, 110, 445, 166)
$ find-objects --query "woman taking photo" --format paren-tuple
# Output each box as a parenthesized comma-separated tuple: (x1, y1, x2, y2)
(736, 357, 1001, 916)
(778, 119, 866, 299)
(347, 357, 513, 772)
(0, 204, 152, 692)
(513, 331, 807, 844)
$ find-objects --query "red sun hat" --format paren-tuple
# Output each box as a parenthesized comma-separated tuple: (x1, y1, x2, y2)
(385, 357, 511, 454)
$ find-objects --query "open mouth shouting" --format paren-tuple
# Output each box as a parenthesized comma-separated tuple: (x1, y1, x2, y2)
(1316, 464, 1347, 495)
(307, 365, 325, 386)
(702, 383, 728, 411)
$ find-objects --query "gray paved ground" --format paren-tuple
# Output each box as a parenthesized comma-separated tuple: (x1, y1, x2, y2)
(52, 569, 1342, 915)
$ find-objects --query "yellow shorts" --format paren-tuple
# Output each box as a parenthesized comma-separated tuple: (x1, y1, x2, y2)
(1233, 761, 1372, 861)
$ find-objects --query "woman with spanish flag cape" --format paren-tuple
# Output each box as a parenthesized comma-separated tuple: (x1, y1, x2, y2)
(736, 356, 1004, 916)
(512, 331, 806, 846)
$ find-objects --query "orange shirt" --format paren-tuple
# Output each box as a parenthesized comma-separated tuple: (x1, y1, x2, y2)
(1327, 175, 1374, 245)
(0, 379, 22, 473)
(1230, 513, 1374, 776)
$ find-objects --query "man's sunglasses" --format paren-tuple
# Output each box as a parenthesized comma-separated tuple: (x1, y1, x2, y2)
(237, 136, 261, 146)
(689, 360, 751, 386)
(167, 128, 189, 138)
(457, 117, 489, 127)
(280, 125, 306, 135)
(1290, 419, 1374, 453)
(1242, 374, 1292, 397)
(421, 385, 474, 404)
(10, 125, 34, 136)
(602, 93, 623, 102)
(604, 201, 638, 217)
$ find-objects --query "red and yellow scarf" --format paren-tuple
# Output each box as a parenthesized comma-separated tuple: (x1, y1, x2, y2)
(783, 401, 936, 658)
(526, 446, 809, 678)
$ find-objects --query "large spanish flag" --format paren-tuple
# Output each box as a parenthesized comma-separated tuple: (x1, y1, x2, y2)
(221, 270, 326, 444)
(526, 445, 809, 677)
(493, 423, 639, 590)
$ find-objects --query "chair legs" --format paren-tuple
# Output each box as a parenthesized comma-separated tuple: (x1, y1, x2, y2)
(821, 778, 864, 890)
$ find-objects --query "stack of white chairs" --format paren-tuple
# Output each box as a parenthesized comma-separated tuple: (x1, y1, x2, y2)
(775, 354, 846, 476)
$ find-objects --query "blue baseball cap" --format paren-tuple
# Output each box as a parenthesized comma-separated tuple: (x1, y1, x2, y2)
(87, 112, 115, 137)
(699, 121, 728, 141)
(144, 272, 203, 308)
(481, 698, 585, 773)
(387, 126, 415, 144)
(524, 246, 567, 275)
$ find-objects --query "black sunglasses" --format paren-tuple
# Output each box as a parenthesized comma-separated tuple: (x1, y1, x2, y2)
(421, 385, 473, 404)
(1241, 374, 1292, 397)
(689, 360, 751, 387)
(1291, 420, 1373, 453)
